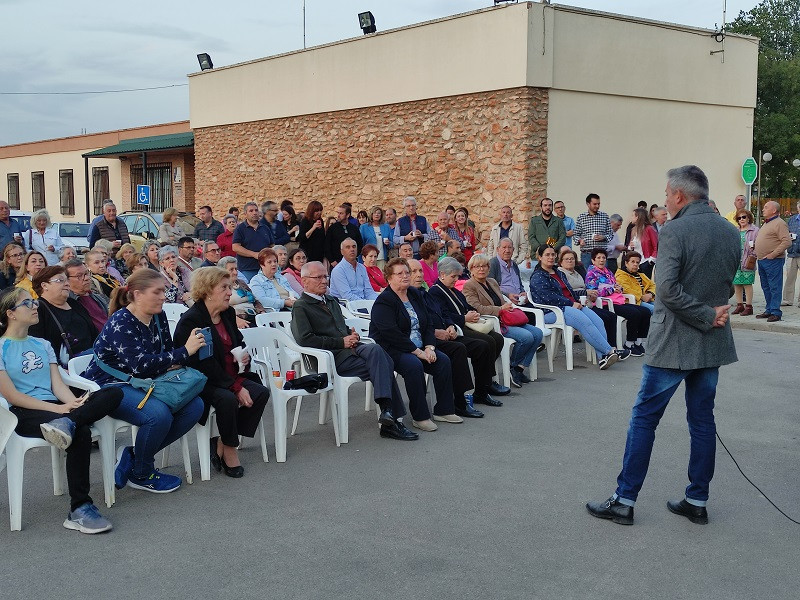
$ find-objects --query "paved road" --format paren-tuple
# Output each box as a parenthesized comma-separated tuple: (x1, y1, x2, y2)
(1, 329, 798, 600)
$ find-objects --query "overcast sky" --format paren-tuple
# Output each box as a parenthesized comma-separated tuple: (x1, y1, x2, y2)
(1, 0, 755, 146)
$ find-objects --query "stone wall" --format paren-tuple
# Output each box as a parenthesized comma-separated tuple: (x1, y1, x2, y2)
(194, 87, 548, 242)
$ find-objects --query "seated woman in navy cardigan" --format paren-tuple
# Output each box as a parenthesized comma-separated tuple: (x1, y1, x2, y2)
(368, 258, 461, 433)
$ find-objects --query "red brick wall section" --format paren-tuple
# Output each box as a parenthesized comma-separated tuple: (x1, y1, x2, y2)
(194, 87, 548, 242)
(118, 151, 195, 214)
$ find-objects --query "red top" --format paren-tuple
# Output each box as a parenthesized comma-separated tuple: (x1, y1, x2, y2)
(214, 320, 244, 393)
(551, 271, 574, 301)
(453, 226, 477, 261)
(636, 225, 659, 259)
(365, 265, 387, 292)
(217, 230, 235, 258)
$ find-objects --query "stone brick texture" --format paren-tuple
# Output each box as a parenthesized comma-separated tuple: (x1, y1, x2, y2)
(194, 86, 548, 243)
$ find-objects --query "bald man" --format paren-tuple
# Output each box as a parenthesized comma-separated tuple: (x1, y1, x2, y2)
(754, 200, 791, 321)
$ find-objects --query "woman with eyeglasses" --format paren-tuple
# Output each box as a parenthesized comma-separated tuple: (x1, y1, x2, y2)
(732, 209, 759, 316)
(29, 266, 99, 368)
(219, 256, 264, 328)
(15, 251, 47, 299)
(0, 286, 123, 533)
(158, 245, 192, 306)
(0, 243, 26, 290)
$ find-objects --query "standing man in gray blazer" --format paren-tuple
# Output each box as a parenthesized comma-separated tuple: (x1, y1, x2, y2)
(587, 165, 740, 526)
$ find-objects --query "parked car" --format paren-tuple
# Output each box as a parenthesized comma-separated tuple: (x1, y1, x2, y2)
(54, 222, 91, 255)
(117, 211, 200, 251)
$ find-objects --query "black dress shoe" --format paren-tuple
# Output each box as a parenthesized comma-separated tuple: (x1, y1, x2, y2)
(473, 393, 503, 407)
(488, 382, 511, 396)
(219, 453, 244, 478)
(667, 499, 708, 524)
(586, 497, 634, 525)
(455, 406, 484, 418)
(210, 438, 223, 473)
(380, 420, 419, 441)
(378, 409, 395, 428)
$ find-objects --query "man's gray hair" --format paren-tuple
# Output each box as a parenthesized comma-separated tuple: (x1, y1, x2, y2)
(498, 237, 515, 250)
(158, 245, 177, 261)
(339, 237, 356, 251)
(610, 213, 623, 223)
(654, 206, 667, 215)
(243, 201, 259, 211)
(667, 165, 709, 202)
(438, 256, 464, 277)
(402, 196, 417, 206)
(218, 256, 237, 269)
(273, 245, 287, 254)
(301, 261, 325, 277)
(203, 240, 218, 253)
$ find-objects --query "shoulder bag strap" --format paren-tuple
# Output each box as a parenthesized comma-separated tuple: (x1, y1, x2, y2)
(39, 300, 74, 359)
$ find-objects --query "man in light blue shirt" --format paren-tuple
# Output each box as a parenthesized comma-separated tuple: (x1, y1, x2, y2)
(329, 238, 379, 301)
(554, 200, 575, 248)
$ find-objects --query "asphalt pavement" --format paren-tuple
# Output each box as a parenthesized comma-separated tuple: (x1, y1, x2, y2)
(0, 328, 798, 600)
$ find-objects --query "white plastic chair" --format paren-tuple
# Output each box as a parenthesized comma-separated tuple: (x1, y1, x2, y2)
(346, 299, 374, 319)
(1, 398, 66, 531)
(480, 315, 515, 388)
(162, 302, 189, 337)
(527, 302, 581, 371)
(501, 304, 550, 382)
(242, 326, 338, 462)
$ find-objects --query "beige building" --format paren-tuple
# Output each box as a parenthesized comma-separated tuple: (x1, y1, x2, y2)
(0, 121, 192, 222)
(189, 2, 758, 241)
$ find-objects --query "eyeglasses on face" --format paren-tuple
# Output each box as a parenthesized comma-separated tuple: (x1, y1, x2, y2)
(68, 272, 91, 280)
(8, 252, 24, 259)
(47, 277, 68, 284)
(305, 275, 329, 280)
(13, 298, 39, 310)
(207, 248, 220, 253)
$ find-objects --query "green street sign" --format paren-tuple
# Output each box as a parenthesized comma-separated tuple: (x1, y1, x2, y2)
(741, 157, 757, 185)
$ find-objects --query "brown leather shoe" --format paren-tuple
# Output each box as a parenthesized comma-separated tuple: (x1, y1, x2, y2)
(732, 303, 744, 314)
(767, 315, 781, 322)
(755, 312, 770, 319)
(741, 305, 753, 316)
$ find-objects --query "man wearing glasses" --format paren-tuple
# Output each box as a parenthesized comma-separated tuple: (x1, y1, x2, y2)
(291, 261, 418, 441)
(63, 258, 109, 332)
(177, 236, 203, 271)
(260, 201, 290, 246)
(200, 241, 221, 267)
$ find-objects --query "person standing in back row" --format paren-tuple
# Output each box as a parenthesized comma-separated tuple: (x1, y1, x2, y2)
(232, 202, 273, 282)
(586, 165, 740, 526)
(574, 194, 613, 270)
(754, 200, 791, 322)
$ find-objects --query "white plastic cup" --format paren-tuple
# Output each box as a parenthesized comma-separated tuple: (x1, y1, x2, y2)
(792, 233, 797, 240)
(230, 346, 247, 374)
(579, 295, 587, 306)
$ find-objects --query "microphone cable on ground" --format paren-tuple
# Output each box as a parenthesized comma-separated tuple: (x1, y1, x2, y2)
(716, 432, 800, 525)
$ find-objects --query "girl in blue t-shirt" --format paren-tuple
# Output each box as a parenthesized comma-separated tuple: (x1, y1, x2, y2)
(0, 287, 122, 534)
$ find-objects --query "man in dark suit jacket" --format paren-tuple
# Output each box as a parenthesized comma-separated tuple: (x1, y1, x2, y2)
(324, 205, 363, 266)
(290, 261, 417, 441)
(587, 165, 740, 526)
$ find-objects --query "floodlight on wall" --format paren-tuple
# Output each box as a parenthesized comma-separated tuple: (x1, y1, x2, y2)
(358, 11, 376, 35)
(197, 53, 214, 71)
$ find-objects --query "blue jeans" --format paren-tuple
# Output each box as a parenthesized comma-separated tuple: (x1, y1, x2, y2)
(757, 258, 785, 317)
(504, 324, 543, 368)
(111, 385, 204, 478)
(544, 306, 612, 356)
(614, 365, 719, 507)
(580, 251, 593, 270)
(640, 302, 655, 314)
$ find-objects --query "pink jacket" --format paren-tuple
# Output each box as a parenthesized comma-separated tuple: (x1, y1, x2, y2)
(740, 225, 759, 270)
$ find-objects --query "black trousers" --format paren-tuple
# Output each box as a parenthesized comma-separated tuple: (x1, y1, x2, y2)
(202, 378, 269, 448)
(591, 307, 620, 346)
(612, 303, 651, 341)
(337, 343, 406, 418)
(462, 327, 505, 363)
(11, 387, 123, 511)
(436, 336, 494, 408)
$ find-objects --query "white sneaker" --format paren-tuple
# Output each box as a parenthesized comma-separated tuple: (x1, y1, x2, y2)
(411, 419, 438, 432)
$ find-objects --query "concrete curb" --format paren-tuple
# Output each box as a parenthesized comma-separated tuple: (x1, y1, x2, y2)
(731, 318, 800, 334)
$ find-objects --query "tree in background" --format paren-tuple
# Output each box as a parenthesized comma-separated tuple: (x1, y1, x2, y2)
(729, 0, 800, 201)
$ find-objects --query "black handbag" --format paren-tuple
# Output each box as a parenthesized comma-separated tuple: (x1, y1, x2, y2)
(283, 373, 328, 393)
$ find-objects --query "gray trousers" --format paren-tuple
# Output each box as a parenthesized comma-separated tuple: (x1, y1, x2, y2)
(782, 256, 800, 304)
(336, 343, 406, 418)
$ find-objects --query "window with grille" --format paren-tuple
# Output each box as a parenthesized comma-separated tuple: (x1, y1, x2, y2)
(92, 167, 109, 216)
(59, 169, 75, 216)
(31, 172, 45, 211)
(130, 162, 172, 213)
(7, 174, 19, 209)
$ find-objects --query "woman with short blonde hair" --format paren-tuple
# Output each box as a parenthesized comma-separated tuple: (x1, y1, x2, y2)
(24, 209, 63, 266)
(159, 208, 182, 245)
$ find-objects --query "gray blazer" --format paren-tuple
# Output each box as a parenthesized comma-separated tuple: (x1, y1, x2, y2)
(646, 201, 740, 370)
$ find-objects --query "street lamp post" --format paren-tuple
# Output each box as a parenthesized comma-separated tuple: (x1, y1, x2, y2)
(756, 150, 772, 223)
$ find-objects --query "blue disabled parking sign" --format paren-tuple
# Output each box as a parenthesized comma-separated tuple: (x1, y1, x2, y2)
(137, 184, 151, 206)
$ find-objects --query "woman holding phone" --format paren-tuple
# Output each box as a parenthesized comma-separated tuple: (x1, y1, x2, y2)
(173, 267, 269, 478)
(297, 200, 326, 263)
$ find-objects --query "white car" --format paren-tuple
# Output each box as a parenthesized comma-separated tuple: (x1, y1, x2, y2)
(53, 222, 91, 255)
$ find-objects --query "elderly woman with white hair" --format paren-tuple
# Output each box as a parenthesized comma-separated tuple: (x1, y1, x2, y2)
(218, 255, 264, 327)
(158, 245, 192, 306)
(24, 209, 63, 265)
(57, 245, 77, 265)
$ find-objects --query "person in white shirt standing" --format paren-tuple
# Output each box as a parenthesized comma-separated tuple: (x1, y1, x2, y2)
(24, 209, 63, 266)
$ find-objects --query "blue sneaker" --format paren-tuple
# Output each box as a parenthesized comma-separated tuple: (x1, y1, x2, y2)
(114, 446, 134, 490)
(40, 417, 76, 450)
(63, 502, 113, 534)
(127, 469, 182, 494)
